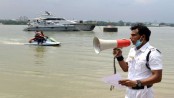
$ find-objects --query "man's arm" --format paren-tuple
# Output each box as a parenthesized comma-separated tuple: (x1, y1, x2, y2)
(141, 49, 163, 85)
(117, 60, 128, 72)
(141, 70, 162, 85)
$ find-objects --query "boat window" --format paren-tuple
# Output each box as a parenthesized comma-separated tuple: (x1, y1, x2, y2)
(44, 18, 65, 20)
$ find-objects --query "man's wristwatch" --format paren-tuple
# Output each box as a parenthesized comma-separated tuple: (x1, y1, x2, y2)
(136, 80, 142, 87)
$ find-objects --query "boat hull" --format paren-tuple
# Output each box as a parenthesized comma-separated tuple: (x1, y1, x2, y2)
(74, 24, 95, 31)
(24, 24, 95, 31)
(25, 42, 61, 46)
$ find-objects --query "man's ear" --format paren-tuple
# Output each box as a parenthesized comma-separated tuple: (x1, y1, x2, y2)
(141, 34, 146, 41)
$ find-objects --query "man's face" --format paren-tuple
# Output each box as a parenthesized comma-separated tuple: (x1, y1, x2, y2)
(130, 29, 141, 45)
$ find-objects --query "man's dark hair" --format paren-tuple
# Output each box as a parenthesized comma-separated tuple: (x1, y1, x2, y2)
(130, 23, 151, 41)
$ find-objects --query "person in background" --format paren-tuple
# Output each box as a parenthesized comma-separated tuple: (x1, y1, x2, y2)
(113, 23, 163, 98)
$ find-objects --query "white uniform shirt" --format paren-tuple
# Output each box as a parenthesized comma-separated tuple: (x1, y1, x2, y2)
(126, 42, 163, 80)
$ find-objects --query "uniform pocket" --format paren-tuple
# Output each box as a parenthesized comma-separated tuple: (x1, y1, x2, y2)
(135, 59, 146, 71)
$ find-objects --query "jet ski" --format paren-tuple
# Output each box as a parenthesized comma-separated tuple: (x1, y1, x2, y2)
(25, 37, 61, 46)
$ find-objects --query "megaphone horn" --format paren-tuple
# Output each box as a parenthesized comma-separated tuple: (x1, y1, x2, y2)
(93, 37, 131, 54)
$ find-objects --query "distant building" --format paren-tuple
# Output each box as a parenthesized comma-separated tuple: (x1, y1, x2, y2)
(151, 23, 160, 27)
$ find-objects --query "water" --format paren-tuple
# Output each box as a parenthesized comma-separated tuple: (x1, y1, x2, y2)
(0, 25, 173, 98)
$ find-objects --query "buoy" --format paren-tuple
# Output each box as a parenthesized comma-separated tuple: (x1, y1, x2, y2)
(103, 25, 118, 32)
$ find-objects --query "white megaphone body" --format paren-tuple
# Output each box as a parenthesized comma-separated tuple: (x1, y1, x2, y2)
(93, 37, 131, 54)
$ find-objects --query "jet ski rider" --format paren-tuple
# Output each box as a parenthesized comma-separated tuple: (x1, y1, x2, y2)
(29, 30, 46, 44)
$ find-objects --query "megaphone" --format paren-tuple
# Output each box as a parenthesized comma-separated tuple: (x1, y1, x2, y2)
(93, 37, 131, 54)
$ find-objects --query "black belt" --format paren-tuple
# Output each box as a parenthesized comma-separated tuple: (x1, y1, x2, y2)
(132, 85, 152, 90)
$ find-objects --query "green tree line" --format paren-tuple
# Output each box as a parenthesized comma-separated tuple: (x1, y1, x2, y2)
(0, 19, 174, 27)
(0, 20, 27, 25)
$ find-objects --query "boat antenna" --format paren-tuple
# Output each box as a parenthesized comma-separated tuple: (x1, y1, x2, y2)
(45, 11, 51, 15)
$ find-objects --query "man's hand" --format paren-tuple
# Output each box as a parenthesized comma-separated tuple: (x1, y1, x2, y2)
(118, 79, 137, 87)
(113, 48, 122, 57)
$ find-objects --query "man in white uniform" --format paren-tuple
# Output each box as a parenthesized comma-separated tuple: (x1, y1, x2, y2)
(113, 23, 163, 98)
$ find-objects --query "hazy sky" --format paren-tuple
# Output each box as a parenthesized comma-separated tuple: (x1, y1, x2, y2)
(0, 0, 174, 23)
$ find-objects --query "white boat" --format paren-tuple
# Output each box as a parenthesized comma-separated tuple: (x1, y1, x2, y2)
(24, 11, 96, 31)
(25, 37, 61, 46)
